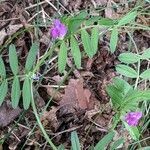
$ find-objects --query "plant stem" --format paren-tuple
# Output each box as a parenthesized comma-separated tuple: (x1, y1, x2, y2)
(30, 81, 57, 150)
(33, 41, 61, 73)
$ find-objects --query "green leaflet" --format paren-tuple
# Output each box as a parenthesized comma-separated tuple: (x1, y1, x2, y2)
(0, 56, 6, 78)
(0, 80, 8, 105)
(70, 36, 81, 68)
(58, 145, 65, 150)
(85, 16, 100, 26)
(95, 131, 115, 150)
(116, 64, 138, 78)
(71, 131, 81, 150)
(58, 41, 68, 73)
(68, 11, 88, 33)
(91, 27, 99, 56)
(25, 42, 39, 72)
(106, 84, 123, 108)
(140, 69, 150, 79)
(11, 77, 21, 108)
(117, 11, 137, 26)
(118, 52, 140, 64)
(81, 29, 93, 58)
(9, 44, 19, 75)
(98, 18, 115, 26)
(141, 48, 150, 59)
(22, 77, 32, 110)
(110, 27, 118, 53)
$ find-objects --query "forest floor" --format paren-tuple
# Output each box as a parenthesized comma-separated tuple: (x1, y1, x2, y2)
(0, 0, 149, 150)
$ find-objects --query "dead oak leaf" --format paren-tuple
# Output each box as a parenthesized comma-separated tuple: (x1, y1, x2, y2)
(0, 24, 23, 45)
(59, 79, 92, 110)
(40, 107, 59, 132)
(0, 102, 22, 127)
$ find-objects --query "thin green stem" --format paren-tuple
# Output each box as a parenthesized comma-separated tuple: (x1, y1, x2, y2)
(127, 31, 140, 89)
(30, 81, 57, 150)
(33, 41, 61, 73)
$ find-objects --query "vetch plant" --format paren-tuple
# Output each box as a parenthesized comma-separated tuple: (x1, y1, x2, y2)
(0, 7, 149, 149)
(106, 77, 150, 140)
(55, 9, 140, 73)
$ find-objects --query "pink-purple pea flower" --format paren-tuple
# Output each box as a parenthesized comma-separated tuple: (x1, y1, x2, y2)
(50, 19, 67, 40)
(125, 112, 142, 126)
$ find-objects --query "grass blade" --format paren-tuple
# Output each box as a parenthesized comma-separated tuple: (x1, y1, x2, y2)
(58, 41, 68, 73)
(11, 77, 21, 108)
(23, 77, 31, 109)
(25, 42, 39, 72)
(9, 44, 19, 75)
(0, 80, 8, 105)
(70, 36, 81, 68)
(111, 138, 124, 150)
(71, 131, 81, 150)
(95, 131, 115, 150)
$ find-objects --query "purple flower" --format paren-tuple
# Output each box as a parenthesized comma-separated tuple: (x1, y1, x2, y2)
(125, 112, 142, 126)
(50, 19, 67, 39)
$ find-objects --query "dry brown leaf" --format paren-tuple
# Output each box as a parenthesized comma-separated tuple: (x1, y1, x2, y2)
(47, 87, 63, 102)
(0, 102, 22, 127)
(91, 0, 108, 7)
(60, 79, 93, 110)
(41, 107, 59, 131)
(0, 30, 7, 45)
(52, 75, 64, 83)
(0, 24, 23, 45)
(105, 0, 115, 19)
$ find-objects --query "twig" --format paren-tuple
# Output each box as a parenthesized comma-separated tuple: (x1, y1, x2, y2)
(25, 1, 46, 10)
